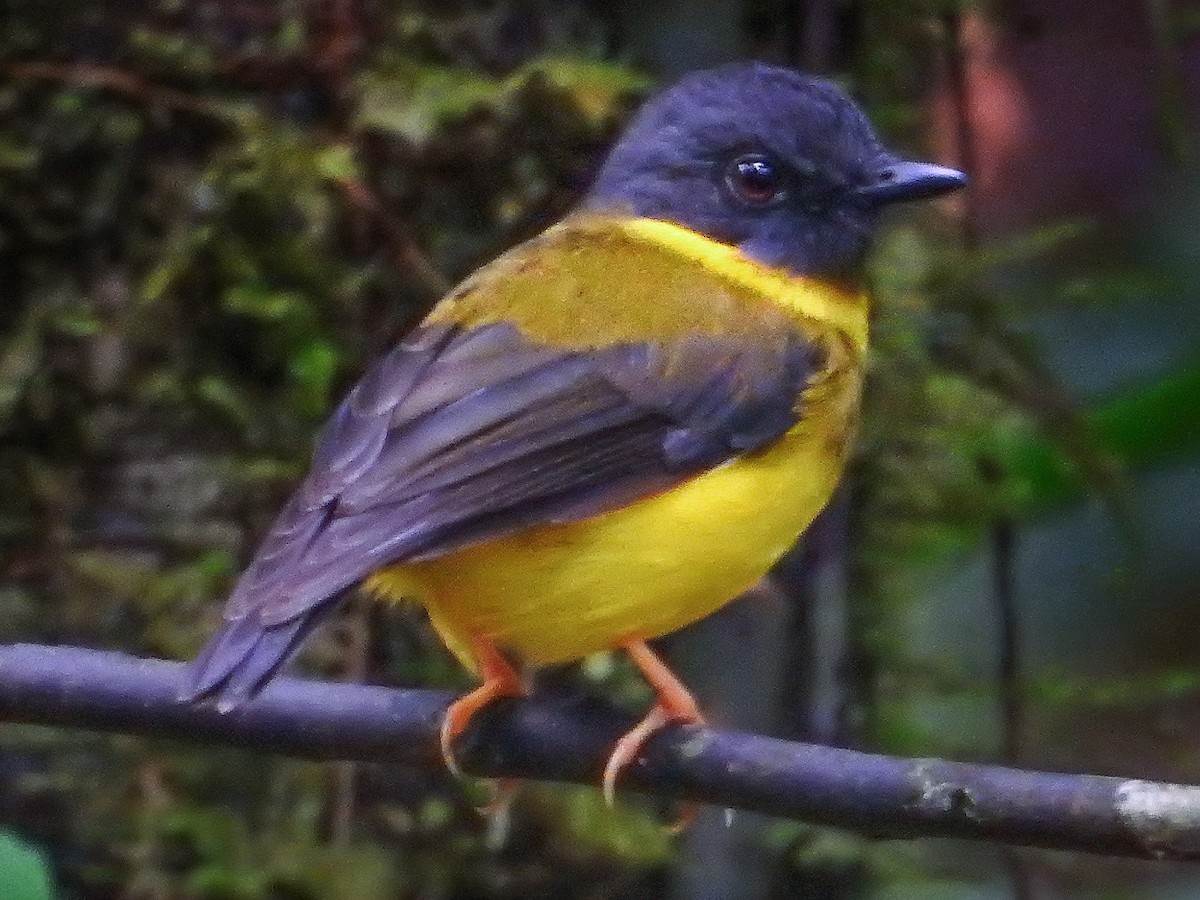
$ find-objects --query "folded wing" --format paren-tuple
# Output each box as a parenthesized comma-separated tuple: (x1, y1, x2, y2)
(183, 312, 820, 707)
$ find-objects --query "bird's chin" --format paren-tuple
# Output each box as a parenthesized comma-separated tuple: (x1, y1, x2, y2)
(738, 230, 870, 283)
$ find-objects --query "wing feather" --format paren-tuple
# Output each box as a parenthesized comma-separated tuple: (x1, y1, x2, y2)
(182, 312, 821, 703)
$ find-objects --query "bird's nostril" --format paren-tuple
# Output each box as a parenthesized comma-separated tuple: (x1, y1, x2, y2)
(878, 169, 896, 181)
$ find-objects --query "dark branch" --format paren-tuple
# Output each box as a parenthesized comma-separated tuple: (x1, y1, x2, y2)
(1, 643, 1198, 860)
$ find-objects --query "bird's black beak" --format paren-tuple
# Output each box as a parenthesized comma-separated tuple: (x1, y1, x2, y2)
(855, 159, 967, 206)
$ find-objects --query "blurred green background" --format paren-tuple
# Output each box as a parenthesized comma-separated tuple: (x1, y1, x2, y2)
(2, 1, 1200, 897)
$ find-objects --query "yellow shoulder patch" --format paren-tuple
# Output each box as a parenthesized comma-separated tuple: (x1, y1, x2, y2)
(426, 214, 869, 354)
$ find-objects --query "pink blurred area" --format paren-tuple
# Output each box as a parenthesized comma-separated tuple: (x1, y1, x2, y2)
(932, 3, 1199, 233)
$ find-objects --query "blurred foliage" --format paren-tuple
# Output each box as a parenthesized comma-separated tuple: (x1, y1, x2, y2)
(0, 0, 1196, 898)
(0, 2, 663, 896)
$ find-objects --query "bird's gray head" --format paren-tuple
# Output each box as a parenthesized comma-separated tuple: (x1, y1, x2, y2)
(584, 62, 966, 280)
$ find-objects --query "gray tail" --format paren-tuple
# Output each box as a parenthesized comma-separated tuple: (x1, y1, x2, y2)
(178, 611, 325, 712)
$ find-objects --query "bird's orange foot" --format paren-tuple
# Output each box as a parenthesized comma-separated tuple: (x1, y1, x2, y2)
(602, 640, 706, 817)
(440, 637, 525, 778)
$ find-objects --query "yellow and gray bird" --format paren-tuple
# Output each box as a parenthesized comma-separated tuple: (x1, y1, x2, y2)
(181, 62, 965, 800)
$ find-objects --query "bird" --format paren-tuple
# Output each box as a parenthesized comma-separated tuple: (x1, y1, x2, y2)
(180, 61, 966, 804)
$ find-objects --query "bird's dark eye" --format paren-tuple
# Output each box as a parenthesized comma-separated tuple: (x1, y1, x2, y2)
(725, 154, 786, 205)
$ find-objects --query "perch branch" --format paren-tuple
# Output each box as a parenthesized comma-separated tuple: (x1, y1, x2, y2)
(1, 643, 1199, 860)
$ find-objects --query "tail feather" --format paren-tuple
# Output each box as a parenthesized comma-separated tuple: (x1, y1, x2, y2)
(179, 610, 325, 712)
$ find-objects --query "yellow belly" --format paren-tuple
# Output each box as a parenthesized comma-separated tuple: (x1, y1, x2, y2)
(364, 405, 852, 673)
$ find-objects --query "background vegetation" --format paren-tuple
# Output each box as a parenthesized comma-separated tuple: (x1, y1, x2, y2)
(1, 1, 1198, 897)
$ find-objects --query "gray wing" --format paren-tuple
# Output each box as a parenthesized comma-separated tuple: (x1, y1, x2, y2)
(182, 319, 820, 707)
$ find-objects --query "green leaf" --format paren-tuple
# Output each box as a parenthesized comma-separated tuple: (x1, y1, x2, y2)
(141, 223, 215, 304)
(288, 338, 340, 417)
(195, 375, 254, 428)
(51, 305, 102, 337)
(1002, 355, 1200, 509)
(0, 319, 42, 423)
(0, 830, 54, 900)
(0, 138, 37, 172)
(221, 284, 309, 322)
(516, 56, 651, 126)
(316, 145, 358, 182)
(356, 67, 505, 145)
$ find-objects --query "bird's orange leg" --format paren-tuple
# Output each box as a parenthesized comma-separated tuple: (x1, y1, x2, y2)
(440, 636, 526, 778)
(603, 639, 706, 809)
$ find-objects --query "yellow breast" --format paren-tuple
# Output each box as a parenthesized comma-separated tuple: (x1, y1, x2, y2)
(363, 215, 867, 671)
